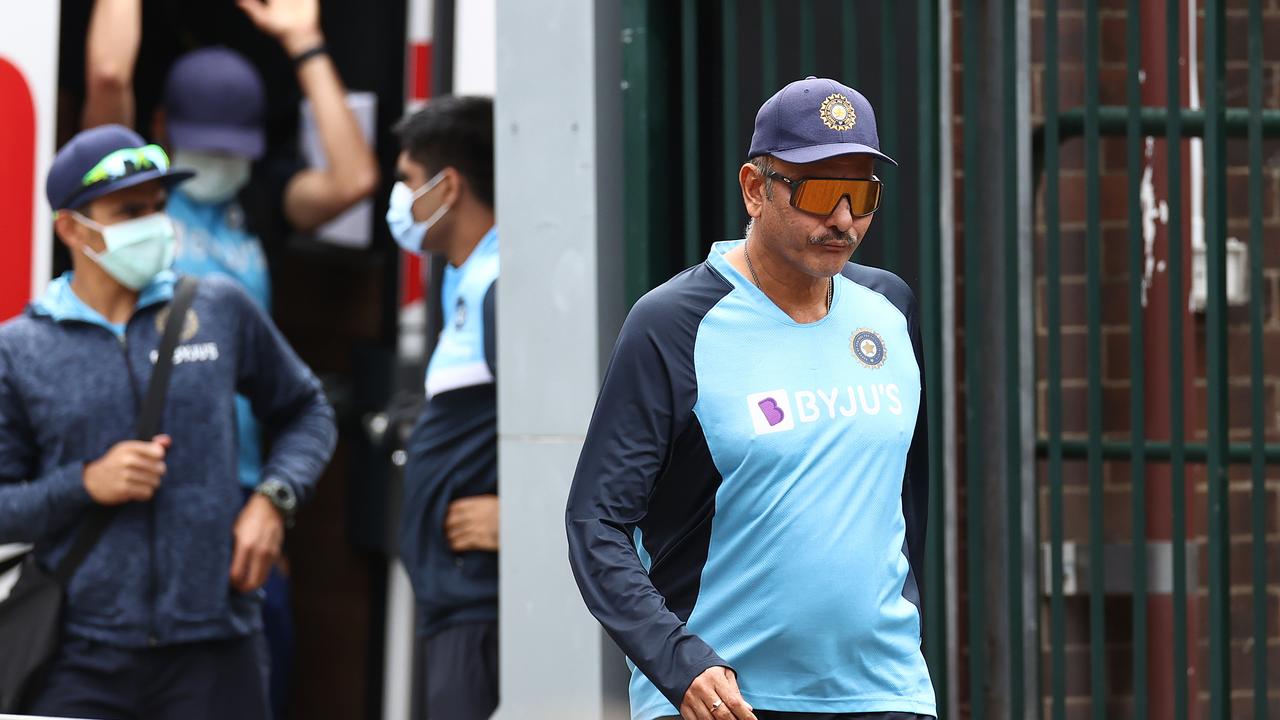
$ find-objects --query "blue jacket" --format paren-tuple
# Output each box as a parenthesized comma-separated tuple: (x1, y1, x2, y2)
(0, 271, 336, 648)
(400, 228, 499, 636)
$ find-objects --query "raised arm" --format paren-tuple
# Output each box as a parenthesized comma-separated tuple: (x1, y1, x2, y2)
(82, 0, 142, 128)
(238, 0, 379, 232)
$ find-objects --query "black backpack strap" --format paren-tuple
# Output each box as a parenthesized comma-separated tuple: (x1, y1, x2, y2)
(52, 276, 199, 585)
(0, 552, 23, 578)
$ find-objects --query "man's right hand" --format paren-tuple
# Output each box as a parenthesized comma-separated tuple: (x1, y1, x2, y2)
(681, 666, 757, 720)
(83, 435, 171, 505)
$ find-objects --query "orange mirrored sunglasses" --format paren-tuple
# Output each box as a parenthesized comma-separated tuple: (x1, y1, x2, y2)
(765, 171, 883, 217)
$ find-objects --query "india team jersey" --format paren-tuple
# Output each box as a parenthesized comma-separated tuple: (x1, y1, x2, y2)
(567, 240, 934, 719)
(425, 228, 498, 399)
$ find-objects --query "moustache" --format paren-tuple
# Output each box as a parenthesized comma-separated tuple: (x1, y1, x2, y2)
(807, 230, 860, 247)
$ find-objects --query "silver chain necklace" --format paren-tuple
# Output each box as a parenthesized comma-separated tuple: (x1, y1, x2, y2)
(743, 242, 833, 312)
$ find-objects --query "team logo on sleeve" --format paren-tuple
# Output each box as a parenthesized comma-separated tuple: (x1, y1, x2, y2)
(850, 328, 887, 369)
(746, 390, 795, 434)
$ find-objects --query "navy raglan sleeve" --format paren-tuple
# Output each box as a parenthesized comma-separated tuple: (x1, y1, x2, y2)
(227, 282, 337, 504)
(483, 280, 497, 377)
(565, 292, 728, 709)
(0, 339, 93, 543)
(903, 288, 930, 604)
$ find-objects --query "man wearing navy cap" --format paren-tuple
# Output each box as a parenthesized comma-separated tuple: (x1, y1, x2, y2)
(81, 1, 377, 713)
(0, 124, 336, 718)
(567, 77, 935, 720)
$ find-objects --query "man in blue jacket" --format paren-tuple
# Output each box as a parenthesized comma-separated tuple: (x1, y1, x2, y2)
(386, 96, 499, 720)
(0, 124, 336, 719)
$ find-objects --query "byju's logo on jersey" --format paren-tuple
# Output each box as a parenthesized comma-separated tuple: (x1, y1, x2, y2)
(746, 389, 795, 434)
(746, 383, 906, 435)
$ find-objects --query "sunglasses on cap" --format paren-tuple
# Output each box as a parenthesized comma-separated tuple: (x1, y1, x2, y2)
(764, 171, 883, 217)
(81, 144, 171, 188)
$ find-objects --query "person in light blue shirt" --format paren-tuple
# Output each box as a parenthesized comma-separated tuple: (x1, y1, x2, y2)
(567, 77, 935, 720)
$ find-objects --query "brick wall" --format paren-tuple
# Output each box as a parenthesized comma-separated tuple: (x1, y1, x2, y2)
(1010, 0, 1280, 717)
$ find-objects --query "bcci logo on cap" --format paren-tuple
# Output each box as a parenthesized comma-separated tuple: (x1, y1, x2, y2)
(746, 390, 795, 435)
(819, 93, 857, 132)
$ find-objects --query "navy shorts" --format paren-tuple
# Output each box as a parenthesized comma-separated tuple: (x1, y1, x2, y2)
(420, 621, 499, 720)
(24, 633, 270, 720)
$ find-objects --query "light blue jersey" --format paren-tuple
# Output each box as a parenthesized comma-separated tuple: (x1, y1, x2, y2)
(425, 227, 498, 399)
(568, 241, 934, 719)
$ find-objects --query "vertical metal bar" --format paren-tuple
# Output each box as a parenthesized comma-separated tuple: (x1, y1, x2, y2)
(619, 0, 645, 302)
(1083, 1, 1108, 716)
(799, 0, 815, 75)
(1247, 0, 1267, 716)
(761, 0, 777, 100)
(880, 0, 900, 273)
(1164, 1, 1188, 717)
(721, 0, 739, 238)
(1124, 0, 1148, 717)
(1001, 0, 1023, 713)
(1204, 0, 1231, 715)
(1044, 0, 1066, 717)
(682, 0, 701, 267)
(622, 0, 651, 304)
(918, 0, 948, 714)
(841, 2, 857, 84)
(962, 0, 986, 714)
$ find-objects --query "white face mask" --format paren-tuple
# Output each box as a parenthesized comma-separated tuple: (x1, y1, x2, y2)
(174, 150, 252, 204)
(385, 172, 450, 255)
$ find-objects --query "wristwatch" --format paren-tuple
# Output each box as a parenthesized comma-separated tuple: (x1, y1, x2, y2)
(255, 479, 298, 527)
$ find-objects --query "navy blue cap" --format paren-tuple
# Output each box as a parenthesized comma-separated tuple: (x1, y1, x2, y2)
(164, 47, 266, 160)
(46, 125, 194, 211)
(747, 76, 897, 166)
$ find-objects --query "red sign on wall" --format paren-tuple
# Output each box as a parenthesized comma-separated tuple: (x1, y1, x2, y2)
(0, 57, 35, 322)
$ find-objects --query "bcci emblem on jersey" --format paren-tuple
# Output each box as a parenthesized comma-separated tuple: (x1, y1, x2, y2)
(154, 306, 200, 342)
(850, 328, 887, 369)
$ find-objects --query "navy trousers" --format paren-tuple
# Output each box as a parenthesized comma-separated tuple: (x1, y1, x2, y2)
(24, 633, 270, 720)
(421, 621, 499, 720)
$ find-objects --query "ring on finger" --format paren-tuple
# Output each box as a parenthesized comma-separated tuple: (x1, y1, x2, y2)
(710, 699, 723, 711)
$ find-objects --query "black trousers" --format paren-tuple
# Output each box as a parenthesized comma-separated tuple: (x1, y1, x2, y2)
(420, 621, 499, 720)
(25, 633, 270, 720)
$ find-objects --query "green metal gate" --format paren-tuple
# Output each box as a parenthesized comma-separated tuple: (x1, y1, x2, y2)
(620, 1, 1279, 718)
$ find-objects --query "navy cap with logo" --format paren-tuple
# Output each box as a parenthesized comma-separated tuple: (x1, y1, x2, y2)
(747, 76, 897, 166)
(46, 125, 194, 211)
(164, 47, 267, 160)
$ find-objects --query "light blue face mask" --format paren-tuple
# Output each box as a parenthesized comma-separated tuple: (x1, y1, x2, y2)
(72, 212, 177, 291)
(385, 171, 449, 255)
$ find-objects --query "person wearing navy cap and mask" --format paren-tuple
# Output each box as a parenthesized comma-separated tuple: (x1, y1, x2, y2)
(0, 124, 336, 719)
(567, 77, 935, 720)
(80, 1, 377, 714)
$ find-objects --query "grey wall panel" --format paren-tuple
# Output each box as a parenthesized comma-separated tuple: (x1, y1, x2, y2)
(494, 0, 628, 717)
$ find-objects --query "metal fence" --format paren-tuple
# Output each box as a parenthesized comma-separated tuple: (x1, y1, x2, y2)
(621, 1, 1278, 718)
